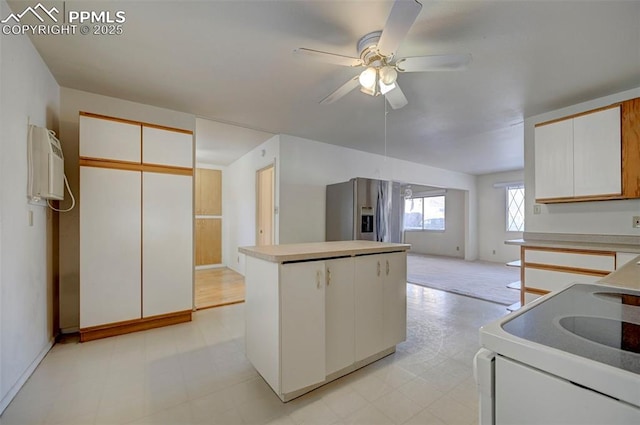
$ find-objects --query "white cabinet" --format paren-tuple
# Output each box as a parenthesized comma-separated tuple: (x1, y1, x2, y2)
(616, 252, 638, 269)
(243, 248, 407, 401)
(354, 253, 407, 361)
(354, 255, 385, 361)
(280, 261, 326, 393)
(325, 258, 355, 375)
(79, 115, 141, 162)
(80, 167, 141, 328)
(534, 106, 621, 202)
(142, 126, 193, 168)
(142, 172, 193, 317)
(573, 107, 621, 197)
(521, 247, 616, 305)
(383, 252, 407, 348)
(79, 113, 193, 341)
(534, 118, 574, 199)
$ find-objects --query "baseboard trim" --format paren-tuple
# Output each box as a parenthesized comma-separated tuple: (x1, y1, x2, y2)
(79, 310, 192, 342)
(0, 339, 54, 415)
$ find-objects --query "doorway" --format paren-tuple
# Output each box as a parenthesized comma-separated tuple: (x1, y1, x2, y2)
(256, 164, 275, 246)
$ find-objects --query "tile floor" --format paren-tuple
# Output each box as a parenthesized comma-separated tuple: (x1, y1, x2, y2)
(0, 284, 507, 425)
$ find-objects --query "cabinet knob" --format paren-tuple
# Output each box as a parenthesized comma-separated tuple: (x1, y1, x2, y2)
(386, 260, 390, 276)
(317, 270, 322, 289)
(327, 268, 331, 286)
(377, 261, 381, 277)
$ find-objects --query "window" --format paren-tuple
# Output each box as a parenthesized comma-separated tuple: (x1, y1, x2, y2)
(403, 195, 445, 231)
(506, 184, 525, 232)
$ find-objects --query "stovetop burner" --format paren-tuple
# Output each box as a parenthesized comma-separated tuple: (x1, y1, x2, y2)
(501, 284, 640, 375)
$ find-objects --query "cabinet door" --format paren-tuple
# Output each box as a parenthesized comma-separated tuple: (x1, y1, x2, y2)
(280, 262, 326, 393)
(195, 218, 221, 266)
(616, 252, 638, 269)
(80, 167, 141, 328)
(142, 126, 193, 168)
(195, 168, 222, 215)
(496, 356, 640, 424)
(573, 106, 621, 197)
(382, 252, 407, 348)
(354, 254, 384, 361)
(79, 115, 141, 162)
(325, 258, 355, 375)
(534, 119, 574, 199)
(142, 172, 193, 317)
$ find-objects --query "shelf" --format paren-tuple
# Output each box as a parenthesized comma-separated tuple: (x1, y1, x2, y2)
(506, 302, 522, 312)
(507, 281, 521, 290)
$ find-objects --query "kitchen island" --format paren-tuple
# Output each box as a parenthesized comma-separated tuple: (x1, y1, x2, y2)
(239, 241, 410, 401)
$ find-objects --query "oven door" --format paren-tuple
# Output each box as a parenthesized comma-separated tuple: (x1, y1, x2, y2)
(474, 348, 495, 425)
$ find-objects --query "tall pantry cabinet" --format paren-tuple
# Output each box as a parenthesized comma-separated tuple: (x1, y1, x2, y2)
(79, 112, 194, 341)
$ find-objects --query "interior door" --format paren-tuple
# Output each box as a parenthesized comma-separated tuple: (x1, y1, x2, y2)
(256, 164, 275, 246)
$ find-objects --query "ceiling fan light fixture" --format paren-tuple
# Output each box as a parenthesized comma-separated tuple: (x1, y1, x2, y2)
(379, 80, 396, 95)
(360, 86, 377, 96)
(379, 66, 397, 85)
(359, 67, 377, 89)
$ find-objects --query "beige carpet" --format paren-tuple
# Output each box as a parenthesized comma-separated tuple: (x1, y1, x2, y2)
(407, 253, 520, 306)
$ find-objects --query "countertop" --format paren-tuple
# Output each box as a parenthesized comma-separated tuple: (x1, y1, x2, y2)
(239, 240, 411, 263)
(505, 238, 640, 254)
(599, 254, 640, 290)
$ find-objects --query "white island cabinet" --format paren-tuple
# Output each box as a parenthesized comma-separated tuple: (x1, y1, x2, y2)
(240, 241, 409, 402)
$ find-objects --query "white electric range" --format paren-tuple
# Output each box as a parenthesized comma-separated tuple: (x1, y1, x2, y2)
(475, 282, 640, 424)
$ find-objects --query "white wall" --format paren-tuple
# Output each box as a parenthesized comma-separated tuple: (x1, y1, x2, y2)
(404, 189, 466, 258)
(477, 170, 524, 262)
(58, 87, 195, 332)
(277, 135, 479, 259)
(0, 0, 60, 411)
(525, 87, 640, 236)
(224, 136, 280, 275)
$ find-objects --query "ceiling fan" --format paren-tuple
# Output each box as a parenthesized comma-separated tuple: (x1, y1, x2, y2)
(293, 0, 471, 110)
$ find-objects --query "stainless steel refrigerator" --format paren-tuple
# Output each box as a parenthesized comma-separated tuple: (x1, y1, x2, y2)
(326, 178, 403, 243)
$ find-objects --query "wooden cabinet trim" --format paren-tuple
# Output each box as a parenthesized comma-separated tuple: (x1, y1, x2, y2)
(523, 262, 611, 277)
(536, 194, 626, 204)
(523, 246, 616, 257)
(534, 103, 621, 128)
(621, 98, 640, 198)
(523, 287, 550, 296)
(79, 310, 192, 342)
(80, 111, 193, 135)
(80, 157, 193, 176)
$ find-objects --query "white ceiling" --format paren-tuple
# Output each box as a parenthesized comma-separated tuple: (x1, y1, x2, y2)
(13, 1, 640, 175)
(195, 118, 274, 166)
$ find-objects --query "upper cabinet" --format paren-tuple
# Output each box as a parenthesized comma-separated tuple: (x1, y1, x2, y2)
(534, 98, 640, 203)
(79, 114, 141, 162)
(142, 126, 193, 168)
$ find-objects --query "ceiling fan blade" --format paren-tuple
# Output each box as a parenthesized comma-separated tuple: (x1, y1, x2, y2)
(396, 54, 472, 72)
(320, 75, 360, 105)
(293, 48, 362, 67)
(377, 0, 423, 58)
(385, 83, 408, 110)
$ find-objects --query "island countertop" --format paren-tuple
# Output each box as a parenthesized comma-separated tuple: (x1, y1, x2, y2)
(239, 240, 411, 263)
(599, 254, 640, 290)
